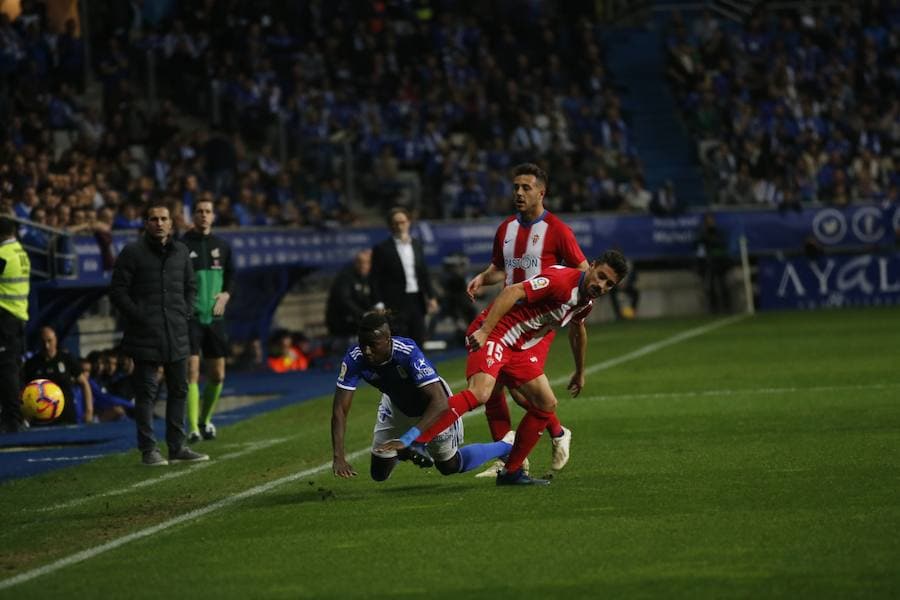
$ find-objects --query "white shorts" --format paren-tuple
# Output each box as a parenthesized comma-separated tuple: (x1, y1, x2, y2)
(371, 379, 464, 462)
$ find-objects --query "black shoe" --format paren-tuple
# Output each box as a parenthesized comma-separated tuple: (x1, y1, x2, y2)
(496, 467, 550, 486)
(405, 442, 434, 469)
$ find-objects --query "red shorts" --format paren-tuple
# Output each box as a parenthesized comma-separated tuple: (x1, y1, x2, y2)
(466, 315, 556, 389)
(465, 321, 551, 389)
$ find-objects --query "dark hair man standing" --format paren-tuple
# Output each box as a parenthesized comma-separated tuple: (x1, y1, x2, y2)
(110, 202, 208, 466)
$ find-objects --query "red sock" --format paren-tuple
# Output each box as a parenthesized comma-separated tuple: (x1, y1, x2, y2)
(415, 389, 480, 442)
(505, 407, 553, 473)
(484, 388, 512, 441)
(545, 413, 563, 438)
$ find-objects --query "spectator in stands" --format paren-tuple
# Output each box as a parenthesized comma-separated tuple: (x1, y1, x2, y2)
(183, 198, 234, 443)
(609, 256, 640, 320)
(113, 202, 143, 230)
(23, 326, 93, 425)
(109, 348, 136, 401)
(266, 329, 310, 373)
(651, 180, 682, 216)
(620, 175, 652, 212)
(326, 248, 373, 343)
(370, 206, 437, 346)
(109, 201, 207, 466)
(78, 356, 131, 422)
(695, 212, 731, 314)
(0, 216, 29, 432)
(668, 8, 897, 210)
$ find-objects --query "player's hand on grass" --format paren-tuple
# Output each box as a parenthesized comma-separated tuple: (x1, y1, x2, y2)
(567, 371, 585, 397)
(374, 439, 406, 453)
(332, 457, 357, 478)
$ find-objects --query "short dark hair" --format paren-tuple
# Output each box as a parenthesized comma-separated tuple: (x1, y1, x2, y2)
(358, 311, 391, 337)
(511, 163, 548, 188)
(597, 249, 629, 281)
(143, 200, 171, 220)
(194, 198, 215, 211)
(386, 206, 410, 227)
(0, 216, 16, 238)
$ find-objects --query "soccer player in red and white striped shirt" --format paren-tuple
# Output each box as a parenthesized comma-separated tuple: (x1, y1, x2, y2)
(379, 250, 628, 485)
(466, 163, 588, 476)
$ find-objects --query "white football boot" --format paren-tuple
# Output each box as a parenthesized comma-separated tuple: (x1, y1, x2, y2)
(550, 426, 572, 471)
(474, 430, 529, 478)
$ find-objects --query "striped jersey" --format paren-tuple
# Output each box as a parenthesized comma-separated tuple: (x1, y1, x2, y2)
(483, 265, 593, 351)
(491, 210, 586, 286)
(335, 336, 441, 417)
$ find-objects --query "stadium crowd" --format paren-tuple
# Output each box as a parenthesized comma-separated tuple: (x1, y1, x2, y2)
(0, 0, 653, 241)
(666, 3, 898, 211)
(2, 1, 896, 245)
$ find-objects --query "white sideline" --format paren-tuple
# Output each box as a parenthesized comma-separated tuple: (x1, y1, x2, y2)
(33, 437, 293, 514)
(576, 382, 900, 403)
(0, 315, 742, 591)
(0, 448, 370, 592)
(549, 313, 749, 386)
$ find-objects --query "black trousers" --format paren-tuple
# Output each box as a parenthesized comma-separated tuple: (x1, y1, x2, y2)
(0, 310, 24, 426)
(390, 292, 427, 347)
(132, 359, 188, 453)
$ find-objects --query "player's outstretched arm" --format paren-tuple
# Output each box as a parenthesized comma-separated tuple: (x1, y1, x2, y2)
(567, 321, 587, 397)
(374, 381, 449, 453)
(467, 264, 505, 300)
(412, 380, 450, 438)
(331, 388, 358, 477)
(468, 283, 526, 350)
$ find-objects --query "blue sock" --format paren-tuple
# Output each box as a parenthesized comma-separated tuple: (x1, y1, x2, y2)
(457, 441, 513, 473)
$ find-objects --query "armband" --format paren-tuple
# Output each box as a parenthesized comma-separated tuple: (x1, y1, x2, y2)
(399, 427, 421, 447)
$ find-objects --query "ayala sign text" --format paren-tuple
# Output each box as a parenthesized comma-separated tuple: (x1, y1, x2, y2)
(759, 253, 900, 309)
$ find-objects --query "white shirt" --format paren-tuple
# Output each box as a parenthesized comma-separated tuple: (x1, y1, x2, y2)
(393, 237, 419, 294)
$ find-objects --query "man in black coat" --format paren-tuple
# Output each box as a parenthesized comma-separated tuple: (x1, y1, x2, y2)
(326, 249, 373, 341)
(110, 201, 208, 466)
(370, 207, 437, 346)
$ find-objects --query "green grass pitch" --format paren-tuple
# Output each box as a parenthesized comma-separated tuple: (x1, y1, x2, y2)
(1, 307, 898, 599)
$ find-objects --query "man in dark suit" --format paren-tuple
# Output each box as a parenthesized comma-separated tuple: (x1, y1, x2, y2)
(370, 207, 437, 346)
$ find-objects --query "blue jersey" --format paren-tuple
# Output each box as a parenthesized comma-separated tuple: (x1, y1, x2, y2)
(335, 337, 441, 417)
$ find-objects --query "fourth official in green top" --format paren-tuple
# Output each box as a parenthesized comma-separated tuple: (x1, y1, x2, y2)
(182, 199, 235, 442)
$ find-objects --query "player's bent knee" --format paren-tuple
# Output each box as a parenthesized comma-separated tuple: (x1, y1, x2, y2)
(370, 455, 397, 482)
(435, 455, 461, 475)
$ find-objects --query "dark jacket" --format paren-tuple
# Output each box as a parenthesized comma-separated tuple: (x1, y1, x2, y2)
(370, 236, 435, 313)
(326, 262, 373, 337)
(109, 233, 196, 362)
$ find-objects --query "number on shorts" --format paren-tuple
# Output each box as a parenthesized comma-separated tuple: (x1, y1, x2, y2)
(484, 341, 503, 362)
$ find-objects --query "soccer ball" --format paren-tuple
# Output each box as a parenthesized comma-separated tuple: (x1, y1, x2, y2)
(20, 379, 65, 423)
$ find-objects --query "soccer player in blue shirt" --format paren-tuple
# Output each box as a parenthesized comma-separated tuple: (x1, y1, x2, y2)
(331, 311, 514, 481)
